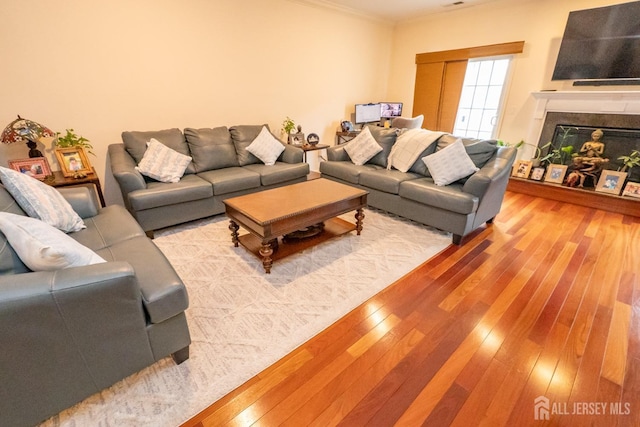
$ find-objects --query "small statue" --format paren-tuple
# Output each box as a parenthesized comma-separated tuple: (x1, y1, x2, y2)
(566, 129, 609, 188)
(575, 129, 606, 160)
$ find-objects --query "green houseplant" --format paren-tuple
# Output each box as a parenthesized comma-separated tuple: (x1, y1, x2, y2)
(55, 129, 94, 156)
(617, 150, 640, 172)
(281, 117, 296, 135)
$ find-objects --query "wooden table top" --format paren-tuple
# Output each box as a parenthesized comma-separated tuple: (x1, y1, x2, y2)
(223, 178, 368, 225)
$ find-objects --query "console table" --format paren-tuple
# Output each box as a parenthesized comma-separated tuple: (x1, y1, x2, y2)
(49, 167, 106, 207)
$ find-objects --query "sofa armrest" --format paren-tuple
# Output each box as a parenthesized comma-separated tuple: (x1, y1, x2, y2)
(327, 145, 350, 161)
(463, 147, 516, 199)
(108, 144, 147, 209)
(58, 185, 99, 218)
(280, 144, 304, 163)
(0, 261, 154, 426)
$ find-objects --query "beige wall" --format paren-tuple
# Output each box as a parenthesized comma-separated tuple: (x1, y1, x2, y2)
(0, 0, 394, 204)
(2, 0, 635, 206)
(388, 0, 632, 148)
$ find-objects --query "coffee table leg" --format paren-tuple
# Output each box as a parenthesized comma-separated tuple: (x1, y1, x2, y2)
(229, 220, 239, 247)
(259, 241, 273, 274)
(355, 208, 365, 235)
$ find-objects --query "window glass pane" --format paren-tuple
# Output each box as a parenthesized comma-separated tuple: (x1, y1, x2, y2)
(458, 86, 475, 108)
(490, 59, 509, 85)
(485, 86, 502, 109)
(464, 61, 480, 86)
(472, 86, 488, 108)
(477, 61, 493, 85)
(454, 108, 470, 130)
(478, 131, 493, 140)
(468, 109, 483, 131)
(480, 109, 497, 133)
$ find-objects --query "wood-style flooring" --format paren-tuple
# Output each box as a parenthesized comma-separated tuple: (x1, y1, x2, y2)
(181, 190, 640, 427)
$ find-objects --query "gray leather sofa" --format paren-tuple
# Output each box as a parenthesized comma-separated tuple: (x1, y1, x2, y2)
(0, 184, 190, 427)
(109, 125, 309, 236)
(320, 127, 517, 244)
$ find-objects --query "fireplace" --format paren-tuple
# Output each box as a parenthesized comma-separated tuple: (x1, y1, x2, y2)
(538, 112, 640, 183)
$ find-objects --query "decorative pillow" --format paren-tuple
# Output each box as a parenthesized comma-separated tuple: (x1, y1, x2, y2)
(0, 166, 85, 232)
(135, 138, 193, 183)
(422, 138, 479, 186)
(387, 128, 443, 173)
(0, 212, 105, 271)
(245, 126, 286, 166)
(344, 127, 383, 166)
(437, 134, 498, 168)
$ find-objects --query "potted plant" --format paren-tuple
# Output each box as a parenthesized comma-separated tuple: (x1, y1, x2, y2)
(617, 150, 640, 172)
(55, 129, 95, 156)
(497, 139, 543, 166)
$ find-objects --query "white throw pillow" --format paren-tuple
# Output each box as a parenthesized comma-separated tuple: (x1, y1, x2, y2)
(0, 166, 85, 233)
(135, 138, 193, 183)
(0, 212, 105, 271)
(422, 138, 479, 186)
(344, 127, 383, 166)
(387, 128, 443, 173)
(246, 126, 286, 166)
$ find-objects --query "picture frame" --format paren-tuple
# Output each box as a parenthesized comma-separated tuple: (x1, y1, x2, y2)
(530, 167, 546, 181)
(55, 147, 92, 177)
(8, 157, 52, 180)
(622, 181, 640, 198)
(512, 159, 533, 178)
(595, 170, 627, 195)
(544, 164, 568, 184)
(288, 132, 305, 145)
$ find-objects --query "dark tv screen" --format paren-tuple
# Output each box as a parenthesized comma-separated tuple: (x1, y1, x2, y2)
(552, 1, 640, 81)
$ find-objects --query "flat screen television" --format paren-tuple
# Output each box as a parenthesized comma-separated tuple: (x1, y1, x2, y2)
(380, 102, 403, 118)
(552, 1, 640, 82)
(355, 103, 381, 124)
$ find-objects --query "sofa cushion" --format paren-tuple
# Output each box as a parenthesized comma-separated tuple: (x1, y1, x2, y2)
(400, 178, 479, 215)
(367, 126, 398, 168)
(128, 174, 213, 211)
(359, 169, 421, 195)
(0, 212, 105, 271)
(122, 128, 195, 175)
(387, 129, 443, 173)
(246, 126, 286, 166)
(184, 126, 239, 172)
(437, 134, 498, 168)
(197, 167, 261, 196)
(244, 162, 309, 186)
(71, 204, 147, 250)
(422, 138, 479, 186)
(344, 127, 383, 165)
(319, 161, 382, 185)
(135, 139, 193, 183)
(0, 166, 85, 233)
(229, 124, 270, 166)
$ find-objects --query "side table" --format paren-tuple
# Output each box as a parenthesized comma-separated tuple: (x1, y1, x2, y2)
(336, 131, 360, 144)
(297, 143, 329, 163)
(49, 167, 106, 207)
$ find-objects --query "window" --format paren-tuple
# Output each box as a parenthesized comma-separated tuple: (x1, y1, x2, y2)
(453, 57, 511, 139)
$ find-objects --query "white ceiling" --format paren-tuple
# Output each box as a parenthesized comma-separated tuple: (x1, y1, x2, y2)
(302, 0, 530, 22)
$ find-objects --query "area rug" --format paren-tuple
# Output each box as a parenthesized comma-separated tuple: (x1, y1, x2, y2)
(41, 208, 451, 427)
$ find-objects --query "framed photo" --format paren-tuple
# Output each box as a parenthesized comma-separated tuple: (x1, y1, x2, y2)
(595, 170, 627, 195)
(8, 157, 51, 180)
(530, 167, 545, 181)
(622, 181, 640, 198)
(544, 164, 568, 184)
(288, 132, 305, 145)
(512, 160, 533, 178)
(55, 147, 92, 177)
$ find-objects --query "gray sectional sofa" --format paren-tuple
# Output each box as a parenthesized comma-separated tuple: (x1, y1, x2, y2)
(0, 184, 190, 427)
(320, 126, 517, 244)
(109, 125, 309, 236)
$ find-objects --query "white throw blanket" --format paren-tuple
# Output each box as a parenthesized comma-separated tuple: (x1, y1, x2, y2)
(387, 128, 445, 173)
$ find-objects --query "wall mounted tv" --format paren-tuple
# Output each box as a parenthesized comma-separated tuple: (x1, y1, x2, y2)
(552, 1, 640, 83)
(355, 103, 381, 124)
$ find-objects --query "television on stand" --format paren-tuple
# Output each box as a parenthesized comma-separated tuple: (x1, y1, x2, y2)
(355, 103, 381, 127)
(552, 1, 640, 85)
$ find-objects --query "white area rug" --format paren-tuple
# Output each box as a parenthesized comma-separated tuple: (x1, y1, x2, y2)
(41, 208, 450, 427)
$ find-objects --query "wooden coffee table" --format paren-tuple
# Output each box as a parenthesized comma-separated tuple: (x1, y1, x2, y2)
(223, 178, 368, 273)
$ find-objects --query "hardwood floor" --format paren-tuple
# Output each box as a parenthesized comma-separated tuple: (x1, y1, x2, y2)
(181, 191, 640, 427)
